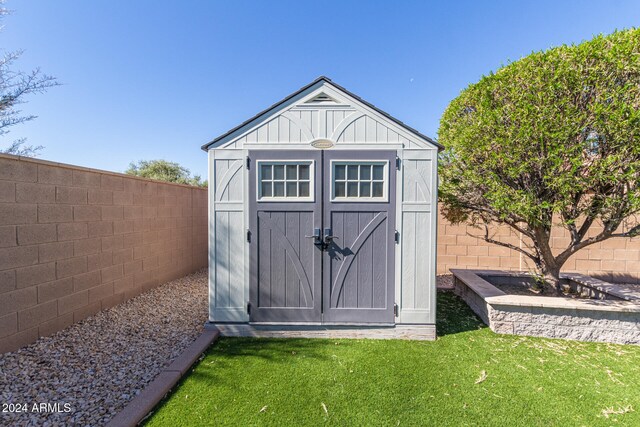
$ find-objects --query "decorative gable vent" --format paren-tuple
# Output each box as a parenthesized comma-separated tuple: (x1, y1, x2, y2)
(306, 93, 339, 104)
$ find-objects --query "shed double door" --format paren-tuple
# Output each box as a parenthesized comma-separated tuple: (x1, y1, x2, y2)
(249, 150, 396, 324)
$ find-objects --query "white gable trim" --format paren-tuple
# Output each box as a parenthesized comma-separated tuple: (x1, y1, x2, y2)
(206, 80, 325, 150)
(207, 80, 439, 151)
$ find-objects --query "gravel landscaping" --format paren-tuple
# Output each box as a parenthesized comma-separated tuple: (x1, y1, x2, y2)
(0, 268, 208, 427)
(436, 274, 454, 289)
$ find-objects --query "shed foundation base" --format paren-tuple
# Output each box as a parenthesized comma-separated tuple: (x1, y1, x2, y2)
(205, 322, 436, 340)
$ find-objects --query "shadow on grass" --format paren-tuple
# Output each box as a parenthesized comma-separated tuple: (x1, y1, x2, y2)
(436, 290, 486, 337)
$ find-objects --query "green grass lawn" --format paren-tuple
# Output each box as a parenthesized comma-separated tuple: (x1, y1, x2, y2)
(145, 292, 640, 426)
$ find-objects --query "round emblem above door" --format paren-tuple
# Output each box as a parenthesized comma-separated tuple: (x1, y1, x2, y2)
(310, 139, 335, 150)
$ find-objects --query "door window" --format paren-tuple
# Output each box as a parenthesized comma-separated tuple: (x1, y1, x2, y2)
(331, 161, 388, 201)
(257, 161, 314, 201)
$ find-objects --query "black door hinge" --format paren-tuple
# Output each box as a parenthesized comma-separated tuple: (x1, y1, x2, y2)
(247, 302, 251, 315)
(394, 303, 398, 317)
(396, 157, 401, 170)
(395, 230, 400, 243)
(246, 156, 251, 170)
(246, 229, 252, 243)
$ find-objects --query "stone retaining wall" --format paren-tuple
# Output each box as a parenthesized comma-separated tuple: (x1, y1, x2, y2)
(489, 303, 640, 344)
(452, 269, 640, 345)
(0, 154, 208, 353)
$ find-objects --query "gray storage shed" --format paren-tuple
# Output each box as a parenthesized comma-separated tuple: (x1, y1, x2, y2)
(202, 77, 440, 331)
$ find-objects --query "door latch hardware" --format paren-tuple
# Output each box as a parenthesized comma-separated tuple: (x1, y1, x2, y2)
(396, 157, 401, 170)
(394, 303, 398, 317)
(395, 230, 400, 243)
(247, 302, 251, 314)
(323, 228, 337, 245)
(246, 229, 252, 243)
(305, 228, 322, 246)
(246, 156, 251, 170)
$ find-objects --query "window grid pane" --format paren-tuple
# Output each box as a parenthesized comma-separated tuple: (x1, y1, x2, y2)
(273, 165, 285, 180)
(347, 165, 358, 180)
(261, 164, 272, 180)
(259, 162, 312, 200)
(299, 182, 310, 197)
(372, 165, 384, 180)
(347, 182, 358, 197)
(286, 165, 297, 180)
(286, 182, 297, 197)
(333, 162, 386, 199)
(299, 165, 310, 179)
(372, 182, 383, 197)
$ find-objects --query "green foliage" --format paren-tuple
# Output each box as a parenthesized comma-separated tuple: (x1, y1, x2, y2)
(438, 29, 640, 277)
(146, 292, 640, 426)
(125, 159, 207, 187)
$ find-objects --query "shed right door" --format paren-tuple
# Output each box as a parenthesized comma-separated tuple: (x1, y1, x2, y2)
(322, 150, 397, 324)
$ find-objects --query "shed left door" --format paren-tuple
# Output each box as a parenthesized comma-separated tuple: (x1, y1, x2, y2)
(248, 150, 323, 322)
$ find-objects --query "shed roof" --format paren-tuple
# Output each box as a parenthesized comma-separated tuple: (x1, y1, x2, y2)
(201, 76, 443, 151)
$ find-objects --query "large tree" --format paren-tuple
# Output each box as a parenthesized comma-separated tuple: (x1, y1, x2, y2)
(438, 29, 640, 291)
(126, 159, 207, 187)
(0, 2, 58, 156)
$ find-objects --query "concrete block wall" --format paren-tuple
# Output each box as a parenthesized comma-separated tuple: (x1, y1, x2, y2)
(437, 208, 640, 282)
(0, 154, 208, 353)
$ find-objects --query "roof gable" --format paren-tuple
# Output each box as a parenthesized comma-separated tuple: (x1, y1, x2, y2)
(202, 76, 442, 151)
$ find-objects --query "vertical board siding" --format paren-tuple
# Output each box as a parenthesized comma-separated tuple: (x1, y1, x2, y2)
(329, 211, 388, 309)
(237, 107, 424, 146)
(214, 211, 230, 307)
(219, 86, 432, 148)
(271, 212, 286, 308)
(210, 150, 247, 322)
(332, 212, 345, 307)
(403, 158, 432, 203)
(257, 218, 271, 307)
(398, 149, 437, 324)
(342, 212, 359, 307)
(357, 212, 374, 309)
(401, 211, 417, 309)
(256, 211, 315, 309)
(401, 211, 432, 309)
(228, 211, 244, 307)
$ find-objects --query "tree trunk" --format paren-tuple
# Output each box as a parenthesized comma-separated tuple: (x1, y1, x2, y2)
(532, 226, 565, 294)
(542, 266, 562, 295)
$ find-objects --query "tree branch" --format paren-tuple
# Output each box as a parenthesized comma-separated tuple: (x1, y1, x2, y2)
(454, 201, 536, 240)
(556, 229, 613, 265)
(467, 224, 542, 267)
(611, 223, 640, 239)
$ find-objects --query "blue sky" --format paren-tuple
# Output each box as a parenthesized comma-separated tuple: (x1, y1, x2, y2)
(2, 0, 639, 178)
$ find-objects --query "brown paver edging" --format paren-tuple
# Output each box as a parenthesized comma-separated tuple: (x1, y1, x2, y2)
(106, 328, 220, 427)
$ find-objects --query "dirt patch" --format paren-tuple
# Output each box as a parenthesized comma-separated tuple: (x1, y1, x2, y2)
(490, 280, 592, 299)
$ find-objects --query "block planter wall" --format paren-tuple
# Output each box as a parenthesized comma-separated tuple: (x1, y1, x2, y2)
(452, 269, 640, 345)
(0, 154, 207, 353)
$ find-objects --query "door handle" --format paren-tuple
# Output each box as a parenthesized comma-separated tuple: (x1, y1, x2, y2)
(323, 228, 338, 244)
(305, 228, 322, 245)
